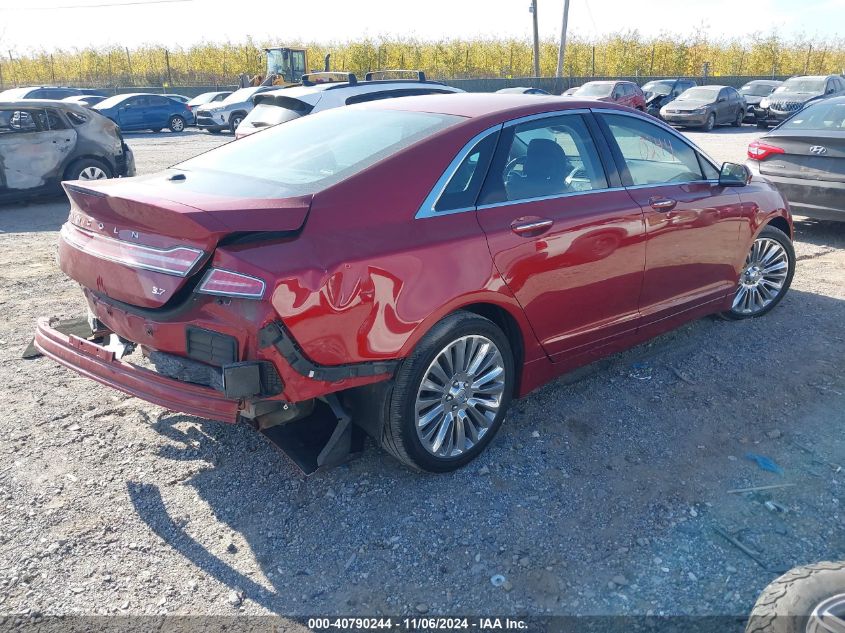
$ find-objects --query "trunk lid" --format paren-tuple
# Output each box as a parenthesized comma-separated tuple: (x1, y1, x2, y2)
(759, 131, 845, 183)
(59, 169, 311, 309)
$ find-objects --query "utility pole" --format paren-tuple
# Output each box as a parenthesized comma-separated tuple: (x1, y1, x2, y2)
(530, 0, 540, 77)
(555, 0, 570, 79)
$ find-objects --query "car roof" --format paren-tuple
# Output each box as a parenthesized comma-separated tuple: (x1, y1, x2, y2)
(745, 79, 782, 85)
(0, 99, 91, 112)
(355, 92, 630, 119)
(260, 80, 458, 99)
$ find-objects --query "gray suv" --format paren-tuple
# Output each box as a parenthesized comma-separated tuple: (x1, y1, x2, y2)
(195, 86, 275, 133)
(755, 75, 845, 128)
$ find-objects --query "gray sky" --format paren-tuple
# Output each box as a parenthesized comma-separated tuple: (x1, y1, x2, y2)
(0, 0, 842, 52)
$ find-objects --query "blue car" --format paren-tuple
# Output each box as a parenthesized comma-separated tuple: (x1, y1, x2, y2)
(93, 93, 192, 133)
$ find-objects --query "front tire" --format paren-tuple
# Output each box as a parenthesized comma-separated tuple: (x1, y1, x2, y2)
(229, 113, 245, 134)
(65, 158, 112, 182)
(168, 115, 185, 132)
(703, 112, 716, 131)
(723, 225, 795, 320)
(757, 121, 769, 129)
(745, 561, 845, 633)
(382, 311, 514, 472)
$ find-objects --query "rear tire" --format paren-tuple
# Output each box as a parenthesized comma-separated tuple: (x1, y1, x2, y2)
(168, 115, 185, 132)
(732, 109, 743, 127)
(722, 225, 795, 320)
(745, 561, 845, 633)
(381, 311, 514, 472)
(64, 158, 113, 182)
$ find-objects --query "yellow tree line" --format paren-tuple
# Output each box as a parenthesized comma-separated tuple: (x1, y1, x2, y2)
(2, 32, 844, 88)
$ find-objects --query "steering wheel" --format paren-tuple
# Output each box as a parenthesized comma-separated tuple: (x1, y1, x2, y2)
(564, 165, 584, 188)
(504, 156, 526, 181)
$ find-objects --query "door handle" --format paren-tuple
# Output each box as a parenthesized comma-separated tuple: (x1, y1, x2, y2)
(510, 218, 553, 235)
(649, 197, 677, 212)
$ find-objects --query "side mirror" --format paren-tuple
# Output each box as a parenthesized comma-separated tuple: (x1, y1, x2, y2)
(717, 97, 726, 103)
(719, 162, 750, 187)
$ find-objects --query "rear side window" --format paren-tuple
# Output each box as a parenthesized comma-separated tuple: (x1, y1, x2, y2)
(177, 108, 461, 195)
(44, 110, 68, 130)
(434, 131, 498, 212)
(601, 113, 706, 186)
(480, 114, 608, 205)
(149, 96, 169, 106)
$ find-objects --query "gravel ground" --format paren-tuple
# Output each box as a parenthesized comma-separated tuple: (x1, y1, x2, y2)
(0, 123, 843, 626)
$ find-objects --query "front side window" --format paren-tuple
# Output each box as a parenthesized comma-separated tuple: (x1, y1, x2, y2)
(177, 108, 461, 195)
(0, 109, 41, 134)
(480, 114, 608, 204)
(601, 113, 707, 186)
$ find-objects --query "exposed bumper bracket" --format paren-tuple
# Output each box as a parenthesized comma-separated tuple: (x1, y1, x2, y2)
(258, 321, 399, 383)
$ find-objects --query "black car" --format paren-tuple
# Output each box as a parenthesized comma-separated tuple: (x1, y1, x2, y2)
(755, 75, 845, 128)
(738, 80, 782, 122)
(641, 78, 697, 118)
(0, 100, 134, 203)
(747, 96, 845, 221)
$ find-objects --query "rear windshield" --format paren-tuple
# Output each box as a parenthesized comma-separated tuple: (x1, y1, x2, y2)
(777, 78, 825, 93)
(245, 103, 308, 128)
(781, 100, 845, 130)
(576, 83, 613, 97)
(95, 94, 131, 109)
(642, 81, 673, 96)
(221, 87, 262, 104)
(176, 108, 461, 194)
(677, 88, 718, 101)
(741, 83, 777, 97)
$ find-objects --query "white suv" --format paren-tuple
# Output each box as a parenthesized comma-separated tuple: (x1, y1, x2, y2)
(235, 71, 462, 139)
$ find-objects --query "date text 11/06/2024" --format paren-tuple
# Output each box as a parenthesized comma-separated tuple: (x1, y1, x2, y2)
(306, 617, 529, 630)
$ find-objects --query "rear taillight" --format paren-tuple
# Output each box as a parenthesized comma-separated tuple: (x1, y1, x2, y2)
(748, 140, 785, 161)
(61, 224, 203, 276)
(197, 269, 266, 299)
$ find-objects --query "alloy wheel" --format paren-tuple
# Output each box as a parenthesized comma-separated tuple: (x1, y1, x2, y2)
(809, 593, 845, 633)
(414, 335, 506, 458)
(732, 237, 789, 315)
(78, 166, 108, 180)
(171, 117, 184, 131)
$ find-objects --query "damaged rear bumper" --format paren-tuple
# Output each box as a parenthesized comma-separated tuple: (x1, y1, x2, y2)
(33, 316, 241, 423)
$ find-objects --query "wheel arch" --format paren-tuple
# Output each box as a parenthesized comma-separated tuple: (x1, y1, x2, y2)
(398, 298, 538, 399)
(766, 215, 792, 240)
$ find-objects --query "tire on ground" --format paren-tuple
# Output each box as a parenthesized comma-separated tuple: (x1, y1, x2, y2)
(64, 157, 113, 181)
(722, 224, 796, 320)
(381, 310, 514, 473)
(746, 561, 845, 633)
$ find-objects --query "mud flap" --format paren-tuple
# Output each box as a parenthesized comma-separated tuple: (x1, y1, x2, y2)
(260, 394, 365, 475)
(22, 317, 94, 359)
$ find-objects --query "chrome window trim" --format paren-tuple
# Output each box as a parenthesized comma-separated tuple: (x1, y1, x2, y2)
(476, 185, 627, 211)
(415, 124, 502, 219)
(502, 108, 591, 128)
(591, 107, 723, 173)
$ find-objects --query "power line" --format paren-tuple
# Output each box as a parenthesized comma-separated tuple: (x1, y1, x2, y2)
(0, 0, 192, 10)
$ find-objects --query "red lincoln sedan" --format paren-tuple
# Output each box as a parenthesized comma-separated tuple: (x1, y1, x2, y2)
(35, 94, 795, 473)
